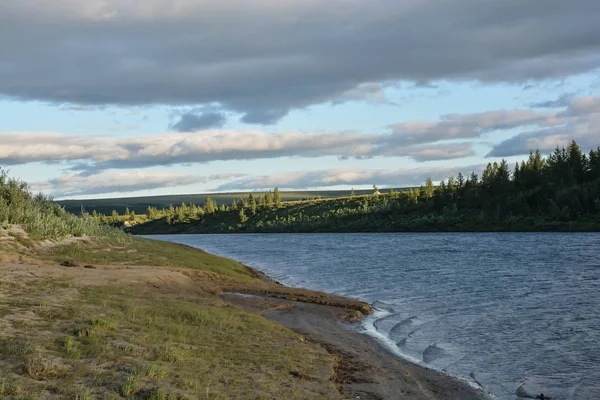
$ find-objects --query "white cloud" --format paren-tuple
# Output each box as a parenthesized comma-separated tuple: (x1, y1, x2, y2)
(488, 96, 600, 157)
(0, 129, 475, 170)
(217, 165, 484, 191)
(29, 170, 237, 198)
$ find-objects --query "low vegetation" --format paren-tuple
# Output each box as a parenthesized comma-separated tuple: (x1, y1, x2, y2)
(0, 279, 339, 399)
(121, 140, 600, 234)
(0, 169, 350, 399)
(57, 189, 381, 216)
(0, 170, 123, 241)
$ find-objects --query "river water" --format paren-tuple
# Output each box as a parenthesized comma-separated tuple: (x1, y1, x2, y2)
(148, 233, 600, 400)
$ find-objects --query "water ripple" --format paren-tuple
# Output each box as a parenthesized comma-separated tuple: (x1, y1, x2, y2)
(149, 232, 600, 400)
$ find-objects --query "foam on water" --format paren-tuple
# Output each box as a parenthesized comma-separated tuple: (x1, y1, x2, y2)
(149, 232, 600, 400)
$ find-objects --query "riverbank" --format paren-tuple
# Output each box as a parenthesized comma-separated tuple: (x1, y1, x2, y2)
(126, 207, 600, 235)
(223, 291, 486, 400)
(0, 230, 486, 399)
(200, 246, 487, 399)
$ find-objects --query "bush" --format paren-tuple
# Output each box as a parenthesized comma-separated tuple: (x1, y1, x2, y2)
(0, 169, 125, 240)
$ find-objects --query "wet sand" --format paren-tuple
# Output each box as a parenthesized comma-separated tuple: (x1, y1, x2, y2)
(223, 289, 487, 400)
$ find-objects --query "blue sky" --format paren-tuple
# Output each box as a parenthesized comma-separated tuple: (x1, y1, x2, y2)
(1, 1, 599, 199)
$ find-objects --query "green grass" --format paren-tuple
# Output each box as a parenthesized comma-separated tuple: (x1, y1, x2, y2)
(0, 168, 126, 241)
(0, 280, 340, 399)
(36, 235, 254, 281)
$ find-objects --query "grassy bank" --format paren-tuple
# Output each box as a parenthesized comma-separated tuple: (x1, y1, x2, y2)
(0, 169, 360, 399)
(0, 277, 340, 399)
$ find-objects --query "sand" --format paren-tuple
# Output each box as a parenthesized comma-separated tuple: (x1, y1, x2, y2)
(223, 291, 487, 400)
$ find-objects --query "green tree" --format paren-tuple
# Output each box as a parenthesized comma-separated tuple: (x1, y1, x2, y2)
(204, 197, 216, 214)
(239, 208, 248, 224)
(273, 187, 281, 207)
(424, 177, 435, 200)
(350, 188, 355, 198)
(264, 191, 273, 207)
(248, 193, 257, 214)
(457, 173, 465, 189)
(567, 140, 586, 184)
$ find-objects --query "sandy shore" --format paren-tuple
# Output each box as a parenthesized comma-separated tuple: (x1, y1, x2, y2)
(223, 269, 488, 400)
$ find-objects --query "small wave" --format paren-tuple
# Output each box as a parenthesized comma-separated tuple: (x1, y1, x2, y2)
(422, 343, 449, 364)
(390, 316, 417, 336)
(371, 300, 396, 313)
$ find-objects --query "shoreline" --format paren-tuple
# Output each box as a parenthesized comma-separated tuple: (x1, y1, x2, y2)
(223, 261, 489, 400)
(134, 226, 600, 235)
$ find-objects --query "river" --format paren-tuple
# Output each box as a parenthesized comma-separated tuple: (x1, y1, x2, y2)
(147, 232, 600, 400)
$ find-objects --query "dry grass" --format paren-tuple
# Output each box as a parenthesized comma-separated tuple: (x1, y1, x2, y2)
(0, 275, 341, 399)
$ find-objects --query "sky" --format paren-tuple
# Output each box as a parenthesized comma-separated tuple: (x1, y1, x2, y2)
(1, 0, 599, 200)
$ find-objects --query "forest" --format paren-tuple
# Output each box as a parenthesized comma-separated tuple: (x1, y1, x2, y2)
(95, 140, 600, 233)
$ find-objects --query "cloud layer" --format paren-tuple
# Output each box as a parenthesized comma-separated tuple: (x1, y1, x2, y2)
(1, 1, 599, 123)
(488, 96, 600, 157)
(0, 129, 477, 171)
(217, 165, 483, 191)
(31, 166, 482, 198)
(31, 171, 204, 198)
(4, 96, 600, 171)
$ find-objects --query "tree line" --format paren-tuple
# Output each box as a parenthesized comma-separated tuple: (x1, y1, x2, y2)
(117, 140, 600, 233)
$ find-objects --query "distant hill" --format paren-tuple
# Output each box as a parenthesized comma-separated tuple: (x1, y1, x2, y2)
(57, 188, 405, 215)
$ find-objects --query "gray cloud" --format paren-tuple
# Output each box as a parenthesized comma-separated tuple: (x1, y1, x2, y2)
(388, 110, 561, 145)
(217, 165, 484, 191)
(487, 97, 600, 157)
(240, 109, 288, 125)
(530, 93, 575, 109)
(1, 1, 599, 123)
(169, 110, 226, 132)
(559, 96, 600, 117)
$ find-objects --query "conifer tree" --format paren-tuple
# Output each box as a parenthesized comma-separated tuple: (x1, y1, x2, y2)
(273, 187, 281, 207)
(424, 177, 435, 200)
(239, 208, 248, 224)
(248, 193, 257, 214)
(204, 197, 216, 214)
(457, 172, 465, 189)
